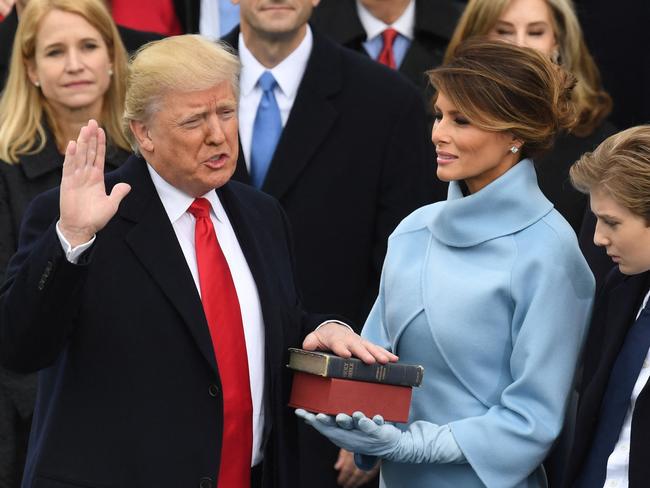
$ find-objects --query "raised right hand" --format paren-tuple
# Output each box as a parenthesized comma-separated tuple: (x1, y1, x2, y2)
(59, 120, 131, 247)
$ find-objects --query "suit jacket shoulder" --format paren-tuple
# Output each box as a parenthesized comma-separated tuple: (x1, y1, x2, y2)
(116, 25, 164, 53)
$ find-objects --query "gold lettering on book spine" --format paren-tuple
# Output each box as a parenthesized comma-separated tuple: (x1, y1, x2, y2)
(343, 362, 355, 378)
(375, 366, 387, 382)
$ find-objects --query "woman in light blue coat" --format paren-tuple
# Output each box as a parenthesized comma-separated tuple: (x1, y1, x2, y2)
(298, 39, 595, 488)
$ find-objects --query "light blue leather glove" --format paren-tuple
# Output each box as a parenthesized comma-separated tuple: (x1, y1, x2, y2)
(295, 409, 466, 465)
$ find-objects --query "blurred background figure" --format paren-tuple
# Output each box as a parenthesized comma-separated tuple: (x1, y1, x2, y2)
(223, 0, 438, 486)
(111, 0, 183, 35)
(0, 0, 161, 88)
(0, 0, 130, 485)
(575, 0, 650, 130)
(572, 0, 650, 288)
(310, 0, 465, 117)
(172, 0, 240, 38)
(111, 0, 240, 38)
(447, 0, 613, 235)
(566, 125, 650, 488)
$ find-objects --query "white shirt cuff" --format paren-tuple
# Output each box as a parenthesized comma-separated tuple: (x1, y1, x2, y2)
(315, 320, 354, 333)
(56, 221, 96, 264)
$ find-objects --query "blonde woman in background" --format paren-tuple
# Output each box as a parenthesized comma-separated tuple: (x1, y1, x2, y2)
(0, 0, 129, 485)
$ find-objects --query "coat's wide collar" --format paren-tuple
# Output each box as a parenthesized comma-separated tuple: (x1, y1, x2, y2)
(429, 159, 553, 247)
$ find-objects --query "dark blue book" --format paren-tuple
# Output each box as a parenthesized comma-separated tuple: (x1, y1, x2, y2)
(287, 348, 423, 387)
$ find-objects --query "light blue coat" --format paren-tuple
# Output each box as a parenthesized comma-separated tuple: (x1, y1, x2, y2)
(362, 159, 595, 488)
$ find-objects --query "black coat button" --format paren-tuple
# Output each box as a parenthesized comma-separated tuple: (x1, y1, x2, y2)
(208, 384, 219, 397)
(199, 477, 213, 488)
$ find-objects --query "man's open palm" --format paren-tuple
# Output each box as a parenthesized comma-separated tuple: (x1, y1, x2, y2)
(59, 120, 131, 247)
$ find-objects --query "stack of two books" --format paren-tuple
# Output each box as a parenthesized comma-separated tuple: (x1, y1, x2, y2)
(287, 348, 424, 423)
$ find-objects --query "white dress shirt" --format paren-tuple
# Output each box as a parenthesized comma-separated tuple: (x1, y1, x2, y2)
(57, 164, 267, 466)
(199, 0, 240, 40)
(603, 289, 650, 487)
(355, 0, 414, 68)
(237, 26, 313, 170)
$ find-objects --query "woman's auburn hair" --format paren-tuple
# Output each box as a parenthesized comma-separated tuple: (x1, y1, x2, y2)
(0, 0, 130, 164)
(429, 38, 577, 160)
(444, 0, 611, 137)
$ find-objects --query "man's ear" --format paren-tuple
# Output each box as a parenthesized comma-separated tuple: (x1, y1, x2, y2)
(129, 120, 154, 153)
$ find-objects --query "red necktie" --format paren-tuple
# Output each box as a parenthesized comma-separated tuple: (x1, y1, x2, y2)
(378, 28, 399, 69)
(188, 198, 253, 488)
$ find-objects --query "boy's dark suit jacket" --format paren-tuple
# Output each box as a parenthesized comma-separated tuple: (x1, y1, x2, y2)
(0, 155, 332, 488)
(563, 270, 650, 488)
(222, 26, 439, 488)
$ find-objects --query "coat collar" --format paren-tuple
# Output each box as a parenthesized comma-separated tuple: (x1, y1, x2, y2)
(109, 156, 220, 375)
(429, 159, 553, 247)
(20, 132, 64, 180)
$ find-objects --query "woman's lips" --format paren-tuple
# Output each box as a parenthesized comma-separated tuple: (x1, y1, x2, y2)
(436, 151, 457, 165)
(63, 81, 92, 88)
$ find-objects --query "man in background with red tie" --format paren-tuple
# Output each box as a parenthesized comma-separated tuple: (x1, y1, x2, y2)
(0, 35, 392, 488)
(310, 0, 465, 117)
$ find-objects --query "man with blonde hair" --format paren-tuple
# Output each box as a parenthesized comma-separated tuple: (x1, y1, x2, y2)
(0, 35, 391, 488)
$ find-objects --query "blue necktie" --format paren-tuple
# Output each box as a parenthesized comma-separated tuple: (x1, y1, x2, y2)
(575, 301, 650, 487)
(250, 71, 282, 189)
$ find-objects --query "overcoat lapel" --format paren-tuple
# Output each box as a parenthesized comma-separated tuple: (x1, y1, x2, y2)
(223, 29, 341, 200)
(570, 272, 650, 485)
(261, 36, 340, 199)
(584, 274, 650, 404)
(116, 157, 219, 375)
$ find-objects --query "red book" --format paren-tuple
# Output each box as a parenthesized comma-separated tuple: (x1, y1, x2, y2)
(289, 371, 412, 423)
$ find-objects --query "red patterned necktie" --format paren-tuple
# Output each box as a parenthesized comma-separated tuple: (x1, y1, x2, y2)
(188, 198, 253, 488)
(378, 28, 398, 69)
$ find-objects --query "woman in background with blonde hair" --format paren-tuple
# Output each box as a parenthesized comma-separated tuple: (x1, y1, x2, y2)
(446, 0, 614, 241)
(0, 0, 130, 271)
(0, 0, 129, 485)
